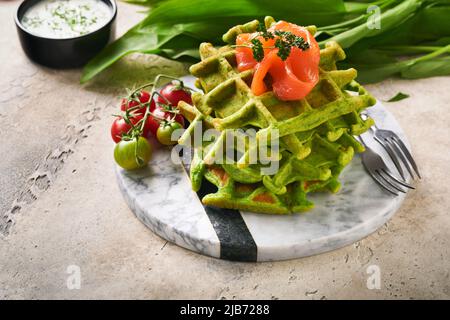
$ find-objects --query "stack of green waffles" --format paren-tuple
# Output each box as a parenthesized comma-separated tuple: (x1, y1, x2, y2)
(178, 17, 376, 214)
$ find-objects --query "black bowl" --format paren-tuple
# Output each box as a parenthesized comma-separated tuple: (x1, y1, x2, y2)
(15, 0, 117, 69)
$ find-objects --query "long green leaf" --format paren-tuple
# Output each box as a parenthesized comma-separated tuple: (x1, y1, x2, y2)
(321, 0, 423, 48)
(346, 6, 450, 52)
(144, 0, 346, 24)
(386, 92, 410, 102)
(401, 57, 450, 78)
(345, 44, 450, 83)
(122, 0, 165, 7)
(81, 24, 185, 83)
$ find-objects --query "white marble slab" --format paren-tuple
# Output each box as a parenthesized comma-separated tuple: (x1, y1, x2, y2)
(116, 76, 411, 262)
(116, 143, 221, 258)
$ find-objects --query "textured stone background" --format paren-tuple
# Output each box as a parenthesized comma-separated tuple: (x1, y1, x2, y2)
(0, 1, 449, 299)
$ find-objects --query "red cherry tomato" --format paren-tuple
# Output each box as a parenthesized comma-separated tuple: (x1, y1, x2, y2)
(146, 106, 185, 136)
(121, 90, 154, 115)
(139, 90, 151, 104)
(145, 116, 160, 137)
(110, 115, 151, 143)
(157, 82, 192, 107)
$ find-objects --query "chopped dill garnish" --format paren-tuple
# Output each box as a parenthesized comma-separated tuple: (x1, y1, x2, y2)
(235, 24, 310, 62)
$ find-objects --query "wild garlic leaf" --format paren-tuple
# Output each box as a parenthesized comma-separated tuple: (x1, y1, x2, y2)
(387, 92, 410, 102)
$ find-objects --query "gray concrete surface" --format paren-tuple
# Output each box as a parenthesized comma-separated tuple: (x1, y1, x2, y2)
(0, 1, 449, 299)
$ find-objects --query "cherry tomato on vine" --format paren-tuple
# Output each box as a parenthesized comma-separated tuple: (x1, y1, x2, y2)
(114, 137, 152, 170)
(156, 122, 183, 146)
(145, 116, 160, 137)
(121, 90, 154, 115)
(157, 82, 192, 107)
(110, 115, 151, 143)
(111, 117, 134, 143)
(146, 106, 185, 136)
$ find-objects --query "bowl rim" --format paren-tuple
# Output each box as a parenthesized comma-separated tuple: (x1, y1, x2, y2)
(14, 0, 117, 41)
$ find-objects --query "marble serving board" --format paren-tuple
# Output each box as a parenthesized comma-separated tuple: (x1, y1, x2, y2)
(115, 76, 410, 262)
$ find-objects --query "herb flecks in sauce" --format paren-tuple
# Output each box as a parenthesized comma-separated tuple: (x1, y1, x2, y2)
(21, 0, 111, 39)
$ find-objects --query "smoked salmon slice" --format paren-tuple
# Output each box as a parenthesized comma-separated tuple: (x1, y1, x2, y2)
(236, 21, 320, 101)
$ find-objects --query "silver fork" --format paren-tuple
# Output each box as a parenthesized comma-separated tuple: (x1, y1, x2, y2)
(371, 125, 421, 180)
(361, 113, 421, 180)
(358, 135, 414, 196)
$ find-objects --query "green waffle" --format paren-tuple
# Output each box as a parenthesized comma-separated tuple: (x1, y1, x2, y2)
(178, 17, 376, 214)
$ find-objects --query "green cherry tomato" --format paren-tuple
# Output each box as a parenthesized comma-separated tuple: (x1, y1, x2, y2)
(156, 122, 183, 146)
(114, 137, 152, 170)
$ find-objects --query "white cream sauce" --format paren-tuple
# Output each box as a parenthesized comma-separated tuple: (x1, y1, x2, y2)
(21, 0, 112, 39)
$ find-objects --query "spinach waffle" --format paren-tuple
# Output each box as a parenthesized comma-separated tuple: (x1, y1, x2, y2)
(178, 17, 376, 214)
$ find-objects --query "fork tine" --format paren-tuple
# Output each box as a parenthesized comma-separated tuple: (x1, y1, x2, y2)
(374, 136, 405, 180)
(381, 169, 415, 189)
(367, 169, 398, 196)
(386, 138, 415, 179)
(391, 136, 421, 179)
(377, 170, 406, 193)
